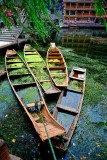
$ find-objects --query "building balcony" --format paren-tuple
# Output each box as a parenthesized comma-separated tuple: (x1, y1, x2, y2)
(64, 7, 94, 10)
(64, 15, 96, 18)
(63, 0, 94, 2)
(64, 6, 94, 9)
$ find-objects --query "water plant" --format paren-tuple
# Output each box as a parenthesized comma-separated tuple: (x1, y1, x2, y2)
(69, 80, 83, 92)
(9, 68, 29, 75)
(7, 58, 22, 62)
(12, 75, 34, 85)
(7, 63, 24, 68)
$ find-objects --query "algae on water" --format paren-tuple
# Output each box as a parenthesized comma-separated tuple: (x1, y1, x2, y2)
(69, 80, 83, 91)
(9, 68, 29, 75)
(42, 82, 52, 90)
(7, 63, 24, 68)
(12, 76, 34, 85)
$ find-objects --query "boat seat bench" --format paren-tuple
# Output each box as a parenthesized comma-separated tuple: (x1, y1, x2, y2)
(48, 53, 61, 56)
(13, 82, 35, 87)
(40, 80, 51, 83)
(51, 73, 66, 75)
(26, 103, 40, 121)
(57, 105, 79, 114)
(67, 88, 83, 94)
(71, 76, 85, 81)
(48, 57, 62, 60)
(27, 103, 35, 108)
(49, 50, 59, 53)
(49, 67, 66, 70)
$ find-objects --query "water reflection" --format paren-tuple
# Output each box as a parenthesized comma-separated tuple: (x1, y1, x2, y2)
(56, 28, 107, 61)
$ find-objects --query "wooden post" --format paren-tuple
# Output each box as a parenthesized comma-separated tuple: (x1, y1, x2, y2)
(0, 139, 22, 160)
(0, 139, 11, 160)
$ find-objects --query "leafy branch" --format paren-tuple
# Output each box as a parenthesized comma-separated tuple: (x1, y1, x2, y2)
(94, 0, 107, 30)
(0, 0, 58, 43)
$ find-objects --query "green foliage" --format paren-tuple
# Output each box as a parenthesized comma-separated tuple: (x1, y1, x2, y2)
(12, 75, 34, 84)
(7, 62, 24, 68)
(9, 68, 29, 75)
(94, 0, 107, 30)
(69, 80, 83, 92)
(0, 0, 58, 43)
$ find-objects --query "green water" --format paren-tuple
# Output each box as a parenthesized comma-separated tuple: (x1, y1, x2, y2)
(0, 28, 107, 160)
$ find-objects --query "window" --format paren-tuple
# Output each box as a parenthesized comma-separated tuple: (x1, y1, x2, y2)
(66, 10, 69, 15)
(78, 3, 84, 7)
(72, 3, 76, 7)
(84, 11, 89, 14)
(70, 11, 75, 15)
(78, 11, 82, 14)
(85, 3, 90, 6)
(66, 2, 70, 7)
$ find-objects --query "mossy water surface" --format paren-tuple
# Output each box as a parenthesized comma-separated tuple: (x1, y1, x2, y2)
(0, 29, 107, 159)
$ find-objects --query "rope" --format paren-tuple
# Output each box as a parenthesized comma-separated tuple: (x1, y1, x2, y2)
(38, 104, 57, 160)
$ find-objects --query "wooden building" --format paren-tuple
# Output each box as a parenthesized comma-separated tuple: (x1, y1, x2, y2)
(63, 0, 96, 24)
(62, 0, 106, 27)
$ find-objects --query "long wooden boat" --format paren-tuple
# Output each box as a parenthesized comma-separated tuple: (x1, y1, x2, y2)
(24, 44, 61, 95)
(5, 49, 66, 141)
(46, 43, 68, 88)
(52, 67, 86, 151)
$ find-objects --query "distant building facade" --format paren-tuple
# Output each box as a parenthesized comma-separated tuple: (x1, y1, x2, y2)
(63, 0, 97, 24)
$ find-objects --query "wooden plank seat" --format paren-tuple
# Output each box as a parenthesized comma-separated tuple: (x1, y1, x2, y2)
(49, 50, 59, 53)
(72, 76, 85, 81)
(67, 87, 83, 94)
(27, 103, 40, 121)
(48, 56, 62, 60)
(48, 53, 61, 56)
(73, 68, 86, 72)
(51, 73, 66, 75)
(57, 105, 79, 114)
(24, 50, 36, 52)
(53, 135, 69, 142)
(7, 67, 24, 70)
(25, 53, 37, 55)
(27, 101, 44, 110)
(6, 56, 19, 59)
(40, 79, 51, 83)
(9, 73, 31, 77)
(49, 67, 66, 70)
(27, 103, 35, 108)
(48, 61, 64, 64)
(13, 82, 35, 87)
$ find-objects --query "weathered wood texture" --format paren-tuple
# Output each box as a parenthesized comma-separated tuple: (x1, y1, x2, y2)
(0, 139, 22, 160)
(52, 67, 86, 151)
(5, 49, 66, 141)
(47, 43, 68, 88)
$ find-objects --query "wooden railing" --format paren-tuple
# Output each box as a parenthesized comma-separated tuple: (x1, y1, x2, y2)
(19, 9, 26, 23)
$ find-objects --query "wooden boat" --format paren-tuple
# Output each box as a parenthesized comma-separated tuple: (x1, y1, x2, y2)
(52, 67, 86, 151)
(0, 70, 6, 77)
(5, 49, 66, 141)
(46, 43, 68, 88)
(24, 44, 61, 95)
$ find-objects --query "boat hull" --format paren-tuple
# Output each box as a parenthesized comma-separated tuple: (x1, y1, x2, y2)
(24, 44, 61, 95)
(52, 67, 86, 151)
(46, 43, 68, 88)
(5, 49, 66, 141)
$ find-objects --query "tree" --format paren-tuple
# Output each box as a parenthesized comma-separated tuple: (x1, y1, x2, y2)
(0, 0, 58, 43)
(94, 0, 107, 30)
